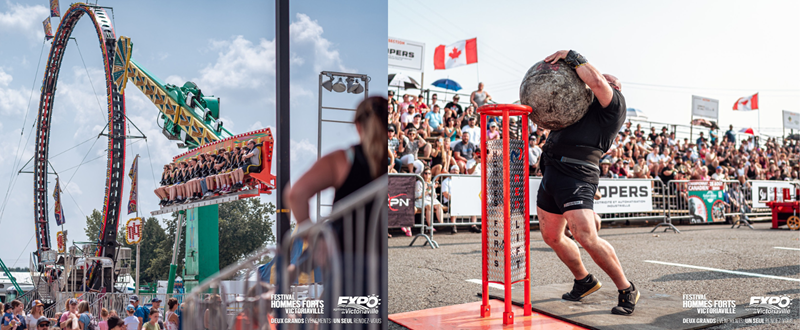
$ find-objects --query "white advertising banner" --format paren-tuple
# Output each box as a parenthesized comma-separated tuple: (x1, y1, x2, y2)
(751, 181, 795, 208)
(595, 179, 654, 214)
(783, 110, 800, 130)
(692, 95, 719, 121)
(447, 176, 652, 216)
(388, 37, 425, 71)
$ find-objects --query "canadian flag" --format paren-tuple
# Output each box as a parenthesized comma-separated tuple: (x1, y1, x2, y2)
(733, 93, 759, 111)
(433, 38, 477, 70)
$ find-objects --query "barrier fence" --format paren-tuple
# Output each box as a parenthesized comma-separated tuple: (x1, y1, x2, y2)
(389, 173, 792, 242)
(180, 175, 387, 330)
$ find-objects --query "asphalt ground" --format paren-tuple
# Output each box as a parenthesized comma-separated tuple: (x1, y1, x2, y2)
(388, 222, 800, 329)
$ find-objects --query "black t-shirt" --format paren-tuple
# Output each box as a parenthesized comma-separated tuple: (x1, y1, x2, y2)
(542, 88, 627, 184)
(659, 167, 675, 183)
(445, 102, 463, 116)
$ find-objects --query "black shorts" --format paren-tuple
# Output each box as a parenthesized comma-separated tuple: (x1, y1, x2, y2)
(537, 168, 597, 215)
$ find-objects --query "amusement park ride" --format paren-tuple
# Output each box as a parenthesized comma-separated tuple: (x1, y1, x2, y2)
(14, 2, 277, 306)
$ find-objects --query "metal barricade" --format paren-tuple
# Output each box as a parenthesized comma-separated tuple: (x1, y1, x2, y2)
(389, 173, 438, 248)
(183, 176, 387, 330)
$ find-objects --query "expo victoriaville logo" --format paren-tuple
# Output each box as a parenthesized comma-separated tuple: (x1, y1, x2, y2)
(334, 295, 381, 314)
(747, 296, 793, 314)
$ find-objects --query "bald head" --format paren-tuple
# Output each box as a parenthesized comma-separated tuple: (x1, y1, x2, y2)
(603, 74, 621, 91)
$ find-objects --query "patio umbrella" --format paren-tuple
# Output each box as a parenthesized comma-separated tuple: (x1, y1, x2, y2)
(626, 108, 647, 120)
(739, 127, 759, 135)
(431, 78, 462, 103)
(388, 73, 420, 91)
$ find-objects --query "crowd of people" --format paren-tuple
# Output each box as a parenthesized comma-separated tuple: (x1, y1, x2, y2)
(153, 139, 262, 206)
(388, 83, 800, 234)
(1, 295, 180, 330)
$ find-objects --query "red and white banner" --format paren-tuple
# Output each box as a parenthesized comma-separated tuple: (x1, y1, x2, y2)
(733, 93, 758, 111)
(433, 38, 477, 70)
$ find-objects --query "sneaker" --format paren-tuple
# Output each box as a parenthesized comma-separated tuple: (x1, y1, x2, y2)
(469, 225, 481, 233)
(451, 226, 458, 235)
(562, 274, 602, 301)
(611, 282, 639, 315)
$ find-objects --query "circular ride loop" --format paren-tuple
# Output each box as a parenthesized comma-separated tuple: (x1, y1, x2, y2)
(33, 3, 126, 289)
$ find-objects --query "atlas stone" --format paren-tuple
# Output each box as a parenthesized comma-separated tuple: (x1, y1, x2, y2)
(519, 60, 594, 130)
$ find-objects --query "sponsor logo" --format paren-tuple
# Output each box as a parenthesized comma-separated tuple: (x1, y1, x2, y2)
(758, 187, 768, 202)
(746, 296, 792, 314)
(564, 200, 583, 207)
(334, 295, 381, 314)
(597, 185, 649, 198)
(388, 49, 414, 58)
(388, 193, 410, 211)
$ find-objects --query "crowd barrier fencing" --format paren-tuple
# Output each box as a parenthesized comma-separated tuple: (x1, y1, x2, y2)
(391, 173, 787, 243)
(181, 176, 386, 330)
(388, 173, 438, 249)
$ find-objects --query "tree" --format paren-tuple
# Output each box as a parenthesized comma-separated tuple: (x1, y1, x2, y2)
(139, 217, 167, 283)
(218, 199, 275, 269)
(84, 209, 104, 244)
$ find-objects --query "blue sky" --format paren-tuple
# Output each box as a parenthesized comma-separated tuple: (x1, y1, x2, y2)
(389, 0, 800, 135)
(0, 0, 387, 266)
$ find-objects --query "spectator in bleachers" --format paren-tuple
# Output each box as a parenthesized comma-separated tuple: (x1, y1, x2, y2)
(648, 126, 659, 142)
(399, 94, 415, 112)
(388, 124, 402, 172)
(429, 138, 453, 178)
(529, 135, 542, 174)
(443, 117, 461, 142)
(453, 131, 477, 174)
(389, 90, 397, 111)
(425, 104, 445, 136)
(407, 113, 427, 138)
(398, 127, 429, 174)
(400, 104, 417, 131)
(415, 93, 429, 111)
(470, 82, 492, 109)
(445, 95, 463, 116)
(458, 106, 476, 129)
(600, 159, 615, 178)
(507, 117, 522, 140)
(430, 93, 441, 109)
(462, 116, 481, 145)
(487, 122, 501, 140)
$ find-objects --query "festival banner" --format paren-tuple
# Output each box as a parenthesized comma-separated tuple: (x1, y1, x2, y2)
(388, 175, 415, 228)
(125, 217, 143, 245)
(127, 155, 138, 214)
(57, 231, 66, 253)
(53, 177, 65, 225)
(50, 0, 60, 17)
(687, 181, 726, 223)
(43, 18, 53, 40)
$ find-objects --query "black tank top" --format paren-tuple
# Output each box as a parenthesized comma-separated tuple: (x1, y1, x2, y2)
(333, 144, 374, 203)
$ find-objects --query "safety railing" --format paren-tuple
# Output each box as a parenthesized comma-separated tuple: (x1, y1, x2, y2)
(183, 175, 387, 330)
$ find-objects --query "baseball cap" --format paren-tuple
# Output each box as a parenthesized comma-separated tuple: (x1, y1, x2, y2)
(126, 305, 135, 312)
(151, 297, 162, 303)
(68, 298, 78, 305)
(388, 124, 396, 132)
(129, 295, 139, 302)
(489, 122, 497, 127)
(601, 159, 611, 164)
(107, 316, 125, 329)
(37, 318, 51, 327)
(31, 300, 43, 308)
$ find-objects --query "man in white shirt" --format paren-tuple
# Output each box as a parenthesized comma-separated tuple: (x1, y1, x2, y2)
(461, 116, 481, 146)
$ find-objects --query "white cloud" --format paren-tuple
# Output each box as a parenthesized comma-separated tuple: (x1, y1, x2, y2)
(0, 67, 29, 116)
(0, 3, 49, 42)
(290, 13, 348, 73)
(65, 182, 82, 195)
(194, 13, 347, 91)
(290, 138, 317, 160)
(249, 121, 263, 131)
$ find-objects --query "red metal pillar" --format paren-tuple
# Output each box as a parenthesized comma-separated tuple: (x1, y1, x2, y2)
(480, 112, 490, 318)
